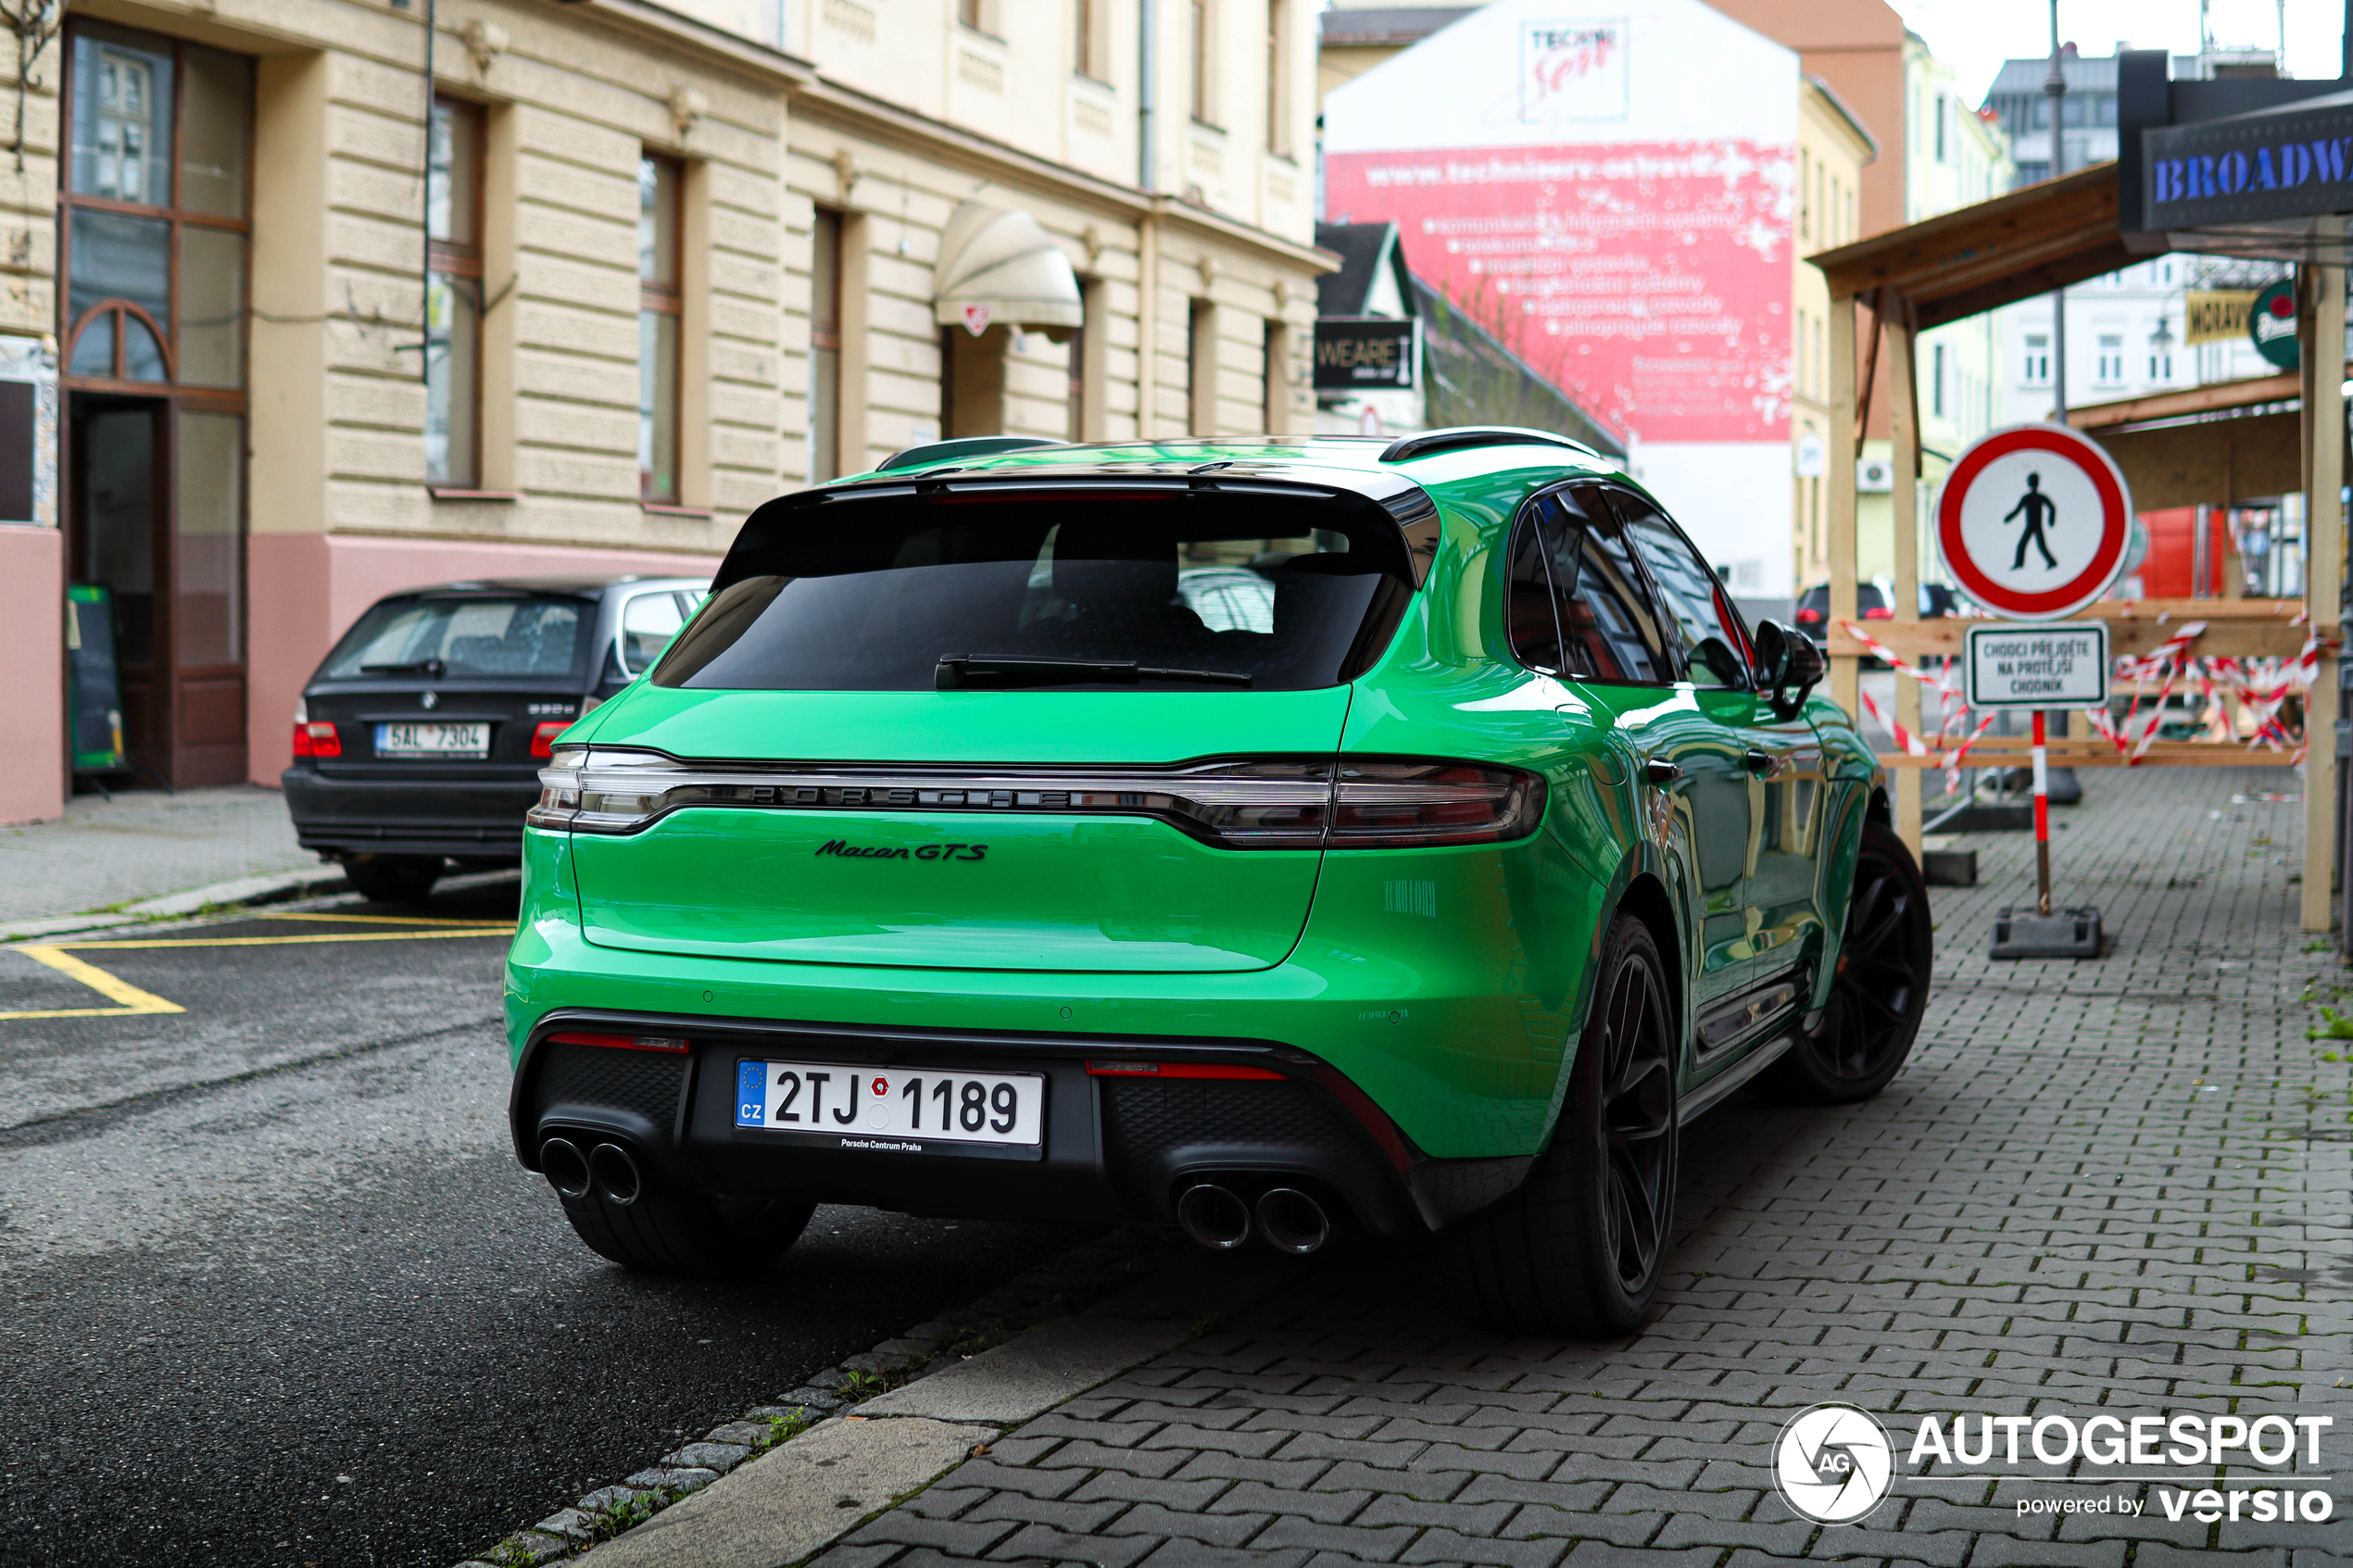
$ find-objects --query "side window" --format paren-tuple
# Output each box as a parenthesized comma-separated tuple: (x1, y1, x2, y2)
(1611, 493, 1751, 688)
(1557, 487, 1671, 684)
(619, 591, 687, 675)
(1503, 511, 1564, 672)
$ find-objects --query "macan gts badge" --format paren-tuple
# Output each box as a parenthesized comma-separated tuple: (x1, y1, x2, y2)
(506, 429, 1931, 1335)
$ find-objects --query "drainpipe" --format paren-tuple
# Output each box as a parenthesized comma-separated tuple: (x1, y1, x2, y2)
(420, 0, 435, 388)
(1138, 0, 1159, 438)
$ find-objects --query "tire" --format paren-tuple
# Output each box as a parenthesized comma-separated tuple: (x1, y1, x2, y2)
(559, 1188, 815, 1278)
(1453, 913, 1680, 1337)
(344, 853, 444, 903)
(1758, 818, 1932, 1105)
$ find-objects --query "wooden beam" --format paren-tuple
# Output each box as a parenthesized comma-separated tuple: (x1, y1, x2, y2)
(1828, 616, 2315, 660)
(1813, 163, 2119, 297)
(1886, 306, 1922, 854)
(1878, 747, 2299, 770)
(1828, 292, 1860, 721)
(2299, 237, 2345, 934)
(2069, 370, 2314, 430)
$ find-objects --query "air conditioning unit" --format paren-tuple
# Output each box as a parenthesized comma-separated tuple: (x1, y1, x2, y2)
(1856, 457, 1894, 493)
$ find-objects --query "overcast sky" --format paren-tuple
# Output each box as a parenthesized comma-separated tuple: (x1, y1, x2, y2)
(1894, 0, 2346, 106)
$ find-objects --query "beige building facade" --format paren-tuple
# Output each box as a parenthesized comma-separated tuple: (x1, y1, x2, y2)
(1789, 78, 1874, 602)
(0, 0, 1328, 823)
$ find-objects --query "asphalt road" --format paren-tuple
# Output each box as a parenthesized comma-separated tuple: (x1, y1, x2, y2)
(0, 878, 1096, 1567)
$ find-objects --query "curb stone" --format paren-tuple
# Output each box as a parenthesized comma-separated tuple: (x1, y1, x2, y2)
(0, 863, 349, 941)
(453, 1225, 1250, 1568)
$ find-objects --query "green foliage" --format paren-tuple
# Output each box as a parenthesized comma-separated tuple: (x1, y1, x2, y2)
(2307, 1006, 2353, 1041)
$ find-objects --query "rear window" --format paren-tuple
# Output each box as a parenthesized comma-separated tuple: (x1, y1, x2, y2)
(653, 487, 1417, 693)
(321, 596, 589, 680)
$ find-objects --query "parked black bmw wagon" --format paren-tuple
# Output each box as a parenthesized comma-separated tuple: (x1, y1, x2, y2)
(283, 576, 706, 901)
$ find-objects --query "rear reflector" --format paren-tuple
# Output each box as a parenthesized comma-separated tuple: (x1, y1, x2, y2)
(292, 720, 341, 759)
(529, 720, 571, 759)
(1085, 1060, 1285, 1080)
(547, 1030, 689, 1053)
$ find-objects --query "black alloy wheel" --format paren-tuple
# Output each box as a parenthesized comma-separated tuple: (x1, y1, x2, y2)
(1454, 913, 1679, 1337)
(1761, 818, 1931, 1104)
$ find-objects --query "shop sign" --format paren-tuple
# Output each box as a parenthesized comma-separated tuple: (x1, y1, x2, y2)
(1313, 318, 1418, 389)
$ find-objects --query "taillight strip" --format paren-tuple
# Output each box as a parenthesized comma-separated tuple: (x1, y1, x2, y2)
(1084, 1060, 1287, 1080)
(547, 1030, 689, 1053)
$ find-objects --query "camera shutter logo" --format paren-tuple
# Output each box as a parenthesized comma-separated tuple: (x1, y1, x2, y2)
(1774, 1404, 1894, 1524)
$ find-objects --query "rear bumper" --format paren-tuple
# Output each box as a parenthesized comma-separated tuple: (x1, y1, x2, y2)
(507, 1010, 1519, 1234)
(282, 765, 537, 859)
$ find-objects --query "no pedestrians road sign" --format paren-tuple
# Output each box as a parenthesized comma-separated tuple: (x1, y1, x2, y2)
(1934, 423, 2133, 621)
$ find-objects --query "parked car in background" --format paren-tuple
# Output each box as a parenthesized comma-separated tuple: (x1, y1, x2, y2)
(283, 576, 706, 902)
(1793, 581, 1890, 646)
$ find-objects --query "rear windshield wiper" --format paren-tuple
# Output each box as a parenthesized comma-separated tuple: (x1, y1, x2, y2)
(359, 659, 446, 677)
(936, 655, 1252, 691)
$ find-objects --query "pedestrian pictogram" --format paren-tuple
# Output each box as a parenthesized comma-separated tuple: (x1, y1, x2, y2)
(1934, 423, 2133, 622)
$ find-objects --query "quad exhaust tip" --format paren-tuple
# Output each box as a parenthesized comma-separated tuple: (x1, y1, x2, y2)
(540, 1136, 591, 1200)
(1254, 1187, 1329, 1255)
(1176, 1184, 1252, 1249)
(588, 1141, 644, 1207)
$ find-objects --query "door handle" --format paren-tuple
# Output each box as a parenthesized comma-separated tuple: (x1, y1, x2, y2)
(1743, 748, 1776, 774)
(1642, 758, 1683, 785)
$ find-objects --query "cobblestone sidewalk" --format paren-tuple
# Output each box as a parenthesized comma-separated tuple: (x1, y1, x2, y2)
(810, 767, 2352, 1568)
(0, 785, 312, 922)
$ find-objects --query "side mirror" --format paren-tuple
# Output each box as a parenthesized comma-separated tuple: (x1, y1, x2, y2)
(1752, 620, 1823, 719)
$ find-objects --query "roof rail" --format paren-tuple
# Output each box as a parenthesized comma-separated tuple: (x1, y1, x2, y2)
(1378, 426, 1600, 464)
(875, 435, 1064, 471)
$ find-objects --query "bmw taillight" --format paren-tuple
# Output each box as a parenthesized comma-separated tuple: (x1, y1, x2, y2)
(1796, 608, 1823, 623)
(529, 720, 570, 759)
(291, 704, 341, 759)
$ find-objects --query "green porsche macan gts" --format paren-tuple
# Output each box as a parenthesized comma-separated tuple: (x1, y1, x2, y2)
(504, 428, 1931, 1335)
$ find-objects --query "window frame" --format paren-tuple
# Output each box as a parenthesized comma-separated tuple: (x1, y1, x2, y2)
(809, 206, 843, 484)
(1497, 481, 1680, 689)
(637, 151, 685, 505)
(1598, 483, 1756, 692)
(58, 21, 253, 403)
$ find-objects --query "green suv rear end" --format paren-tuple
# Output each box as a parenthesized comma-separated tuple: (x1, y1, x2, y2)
(505, 431, 1931, 1334)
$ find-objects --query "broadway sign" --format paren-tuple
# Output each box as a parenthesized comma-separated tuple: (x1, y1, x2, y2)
(2144, 97, 2353, 231)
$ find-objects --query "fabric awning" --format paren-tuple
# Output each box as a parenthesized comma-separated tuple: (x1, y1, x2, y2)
(933, 201, 1084, 335)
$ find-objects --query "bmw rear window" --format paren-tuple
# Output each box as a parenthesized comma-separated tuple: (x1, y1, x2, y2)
(321, 596, 590, 680)
(652, 485, 1419, 693)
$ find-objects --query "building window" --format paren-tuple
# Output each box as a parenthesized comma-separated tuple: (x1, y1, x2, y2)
(1188, 298, 1215, 435)
(2022, 334, 2049, 383)
(810, 207, 842, 484)
(1934, 94, 1946, 162)
(1262, 318, 1286, 433)
(1190, 0, 1214, 123)
(425, 97, 483, 489)
(2095, 333, 2122, 385)
(957, 0, 994, 33)
(1798, 149, 1811, 243)
(1265, 0, 1289, 156)
(638, 153, 683, 504)
(1075, 0, 1107, 81)
(1931, 343, 1945, 417)
(2149, 353, 2173, 380)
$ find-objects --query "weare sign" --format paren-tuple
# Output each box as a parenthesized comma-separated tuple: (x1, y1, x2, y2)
(1313, 318, 1419, 389)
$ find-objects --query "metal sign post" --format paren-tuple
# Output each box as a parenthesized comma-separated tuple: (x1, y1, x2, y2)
(1962, 622, 2109, 953)
(1936, 425, 2132, 960)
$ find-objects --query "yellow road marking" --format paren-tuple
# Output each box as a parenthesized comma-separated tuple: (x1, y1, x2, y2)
(54, 928, 510, 951)
(255, 911, 519, 929)
(0, 945, 186, 1020)
(1, 924, 509, 1021)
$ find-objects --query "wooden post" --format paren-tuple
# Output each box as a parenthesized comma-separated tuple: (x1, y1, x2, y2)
(1828, 294, 1860, 721)
(2300, 242, 2345, 934)
(1886, 303, 1923, 853)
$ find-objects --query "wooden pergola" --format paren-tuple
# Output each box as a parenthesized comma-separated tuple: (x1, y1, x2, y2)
(1809, 161, 2345, 931)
